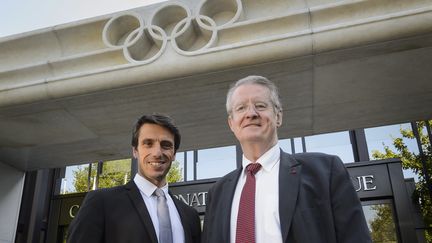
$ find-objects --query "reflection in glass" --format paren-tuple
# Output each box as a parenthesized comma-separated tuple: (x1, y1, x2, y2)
(174, 151, 185, 182)
(305, 131, 354, 163)
(365, 123, 419, 160)
(196, 145, 236, 179)
(294, 137, 304, 153)
(98, 159, 131, 189)
(365, 123, 420, 181)
(362, 203, 397, 243)
(187, 151, 194, 181)
(61, 164, 90, 194)
(61, 158, 132, 194)
(278, 138, 292, 154)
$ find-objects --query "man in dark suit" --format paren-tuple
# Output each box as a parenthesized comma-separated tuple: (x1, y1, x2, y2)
(68, 114, 201, 243)
(202, 76, 371, 243)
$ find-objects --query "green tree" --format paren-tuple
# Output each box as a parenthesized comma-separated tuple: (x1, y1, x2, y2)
(372, 121, 432, 242)
(166, 160, 183, 183)
(71, 159, 183, 193)
(98, 159, 132, 189)
(369, 204, 397, 243)
(71, 163, 96, 193)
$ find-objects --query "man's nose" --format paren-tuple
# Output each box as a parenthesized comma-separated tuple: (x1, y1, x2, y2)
(245, 105, 259, 118)
(151, 144, 163, 157)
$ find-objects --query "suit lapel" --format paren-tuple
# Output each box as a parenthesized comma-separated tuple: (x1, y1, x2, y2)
(221, 168, 242, 242)
(125, 181, 158, 243)
(279, 151, 302, 242)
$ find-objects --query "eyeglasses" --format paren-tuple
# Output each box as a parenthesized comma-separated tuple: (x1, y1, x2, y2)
(232, 102, 271, 115)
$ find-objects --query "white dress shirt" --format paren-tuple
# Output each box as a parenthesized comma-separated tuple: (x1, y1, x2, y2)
(134, 174, 185, 243)
(230, 144, 282, 243)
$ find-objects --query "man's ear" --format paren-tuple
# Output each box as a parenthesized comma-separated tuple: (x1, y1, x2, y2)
(132, 147, 138, 159)
(228, 116, 235, 132)
(276, 111, 283, 127)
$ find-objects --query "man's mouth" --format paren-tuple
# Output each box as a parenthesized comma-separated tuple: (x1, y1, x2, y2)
(244, 124, 260, 128)
(148, 161, 166, 167)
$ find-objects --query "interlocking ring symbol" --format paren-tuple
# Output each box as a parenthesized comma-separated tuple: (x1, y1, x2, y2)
(102, 0, 243, 63)
(170, 14, 218, 55)
(102, 12, 167, 64)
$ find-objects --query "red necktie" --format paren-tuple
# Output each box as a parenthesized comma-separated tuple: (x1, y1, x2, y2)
(236, 163, 262, 243)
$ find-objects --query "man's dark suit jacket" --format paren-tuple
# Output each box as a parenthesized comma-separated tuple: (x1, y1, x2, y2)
(202, 151, 372, 243)
(67, 180, 201, 243)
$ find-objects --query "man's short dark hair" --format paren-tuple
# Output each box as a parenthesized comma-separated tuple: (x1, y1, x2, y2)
(131, 114, 181, 153)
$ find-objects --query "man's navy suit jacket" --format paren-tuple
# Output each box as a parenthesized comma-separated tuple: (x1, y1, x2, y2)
(67, 180, 201, 243)
(202, 151, 372, 243)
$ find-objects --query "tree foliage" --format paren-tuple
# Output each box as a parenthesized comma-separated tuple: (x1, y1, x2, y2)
(71, 164, 93, 193)
(71, 159, 183, 193)
(98, 159, 131, 189)
(371, 121, 432, 242)
(166, 160, 183, 183)
(369, 204, 397, 243)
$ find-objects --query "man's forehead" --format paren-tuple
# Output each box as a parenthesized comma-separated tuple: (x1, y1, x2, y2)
(232, 90, 271, 103)
(139, 135, 173, 141)
(138, 124, 174, 140)
(234, 83, 270, 95)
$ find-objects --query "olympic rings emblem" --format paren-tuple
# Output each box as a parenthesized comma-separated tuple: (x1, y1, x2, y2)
(102, 0, 242, 63)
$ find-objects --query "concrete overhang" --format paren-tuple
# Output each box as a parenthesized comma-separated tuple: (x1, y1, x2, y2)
(1, 0, 432, 170)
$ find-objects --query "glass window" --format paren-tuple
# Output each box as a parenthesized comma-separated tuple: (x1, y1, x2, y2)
(305, 131, 354, 163)
(61, 164, 91, 194)
(278, 138, 293, 154)
(362, 201, 398, 243)
(196, 145, 237, 180)
(293, 137, 304, 153)
(61, 159, 132, 194)
(173, 151, 185, 182)
(186, 151, 194, 181)
(98, 159, 131, 189)
(89, 162, 98, 190)
(365, 123, 420, 181)
(365, 123, 419, 158)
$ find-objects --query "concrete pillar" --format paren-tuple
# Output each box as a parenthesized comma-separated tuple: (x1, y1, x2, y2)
(0, 162, 25, 243)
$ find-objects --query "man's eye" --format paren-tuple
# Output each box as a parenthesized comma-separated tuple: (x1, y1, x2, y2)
(235, 105, 245, 112)
(161, 142, 173, 149)
(142, 140, 153, 147)
(255, 103, 267, 110)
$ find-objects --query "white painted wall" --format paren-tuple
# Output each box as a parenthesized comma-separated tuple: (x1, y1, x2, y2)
(0, 162, 25, 243)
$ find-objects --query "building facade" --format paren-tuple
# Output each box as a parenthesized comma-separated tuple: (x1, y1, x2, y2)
(1, 0, 432, 242)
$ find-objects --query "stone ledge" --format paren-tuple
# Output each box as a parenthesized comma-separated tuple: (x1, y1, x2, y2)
(0, 0, 431, 107)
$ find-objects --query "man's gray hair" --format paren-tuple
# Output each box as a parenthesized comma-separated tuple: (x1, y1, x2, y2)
(226, 75, 282, 115)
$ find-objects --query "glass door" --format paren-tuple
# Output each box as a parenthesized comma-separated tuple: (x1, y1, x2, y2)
(362, 200, 399, 243)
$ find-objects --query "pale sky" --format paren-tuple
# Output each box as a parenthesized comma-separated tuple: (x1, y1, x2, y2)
(0, 0, 166, 38)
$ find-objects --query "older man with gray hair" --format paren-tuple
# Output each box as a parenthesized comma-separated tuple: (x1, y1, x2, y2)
(203, 75, 371, 243)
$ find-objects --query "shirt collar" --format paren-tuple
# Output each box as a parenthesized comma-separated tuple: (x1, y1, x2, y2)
(133, 173, 169, 198)
(242, 144, 280, 172)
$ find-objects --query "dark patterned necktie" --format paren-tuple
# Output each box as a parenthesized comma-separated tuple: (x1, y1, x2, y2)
(154, 188, 173, 243)
(236, 163, 262, 243)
